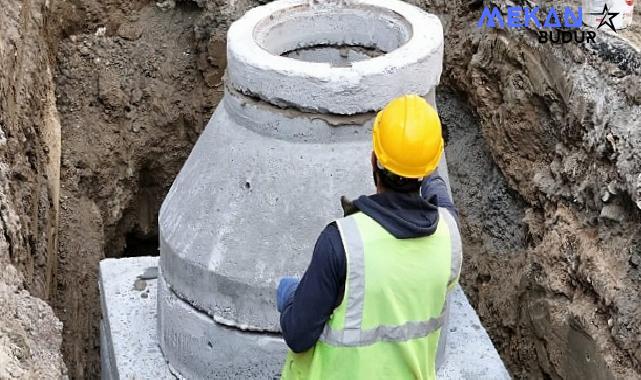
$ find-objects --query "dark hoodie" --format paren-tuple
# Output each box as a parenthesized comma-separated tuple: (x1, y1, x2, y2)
(279, 174, 458, 353)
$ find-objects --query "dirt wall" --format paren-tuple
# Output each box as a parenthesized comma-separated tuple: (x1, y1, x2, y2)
(0, 0, 66, 377)
(2, 0, 641, 379)
(428, 1, 641, 378)
(50, 0, 264, 377)
(38, 0, 641, 378)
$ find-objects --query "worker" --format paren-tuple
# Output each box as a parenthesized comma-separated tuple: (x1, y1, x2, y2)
(276, 95, 463, 380)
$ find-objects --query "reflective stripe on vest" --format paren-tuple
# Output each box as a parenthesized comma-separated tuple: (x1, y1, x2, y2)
(441, 208, 462, 290)
(319, 208, 462, 347)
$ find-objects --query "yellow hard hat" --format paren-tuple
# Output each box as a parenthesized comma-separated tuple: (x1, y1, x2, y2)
(372, 95, 444, 179)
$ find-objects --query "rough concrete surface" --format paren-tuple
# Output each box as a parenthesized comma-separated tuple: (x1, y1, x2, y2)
(227, 0, 444, 114)
(160, 0, 444, 334)
(102, 256, 509, 379)
(158, 271, 287, 379)
(99, 257, 174, 380)
(159, 104, 374, 332)
(436, 285, 511, 380)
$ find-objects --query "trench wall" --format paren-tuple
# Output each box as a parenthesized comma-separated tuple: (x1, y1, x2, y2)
(429, 1, 641, 378)
(2, 0, 641, 379)
(0, 0, 66, 377)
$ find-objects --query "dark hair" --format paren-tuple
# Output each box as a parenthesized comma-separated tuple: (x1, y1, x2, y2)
(375, 166, 422, 193)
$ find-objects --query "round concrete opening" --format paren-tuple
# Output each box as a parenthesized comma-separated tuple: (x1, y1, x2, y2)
(255, 5, 410, 66)
(226, 0, 443, 114)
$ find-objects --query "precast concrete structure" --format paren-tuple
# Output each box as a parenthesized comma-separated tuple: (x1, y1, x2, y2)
(100, 1, 509, 378)
(100, 258, 510, 380)
(157, 0, 449, 377)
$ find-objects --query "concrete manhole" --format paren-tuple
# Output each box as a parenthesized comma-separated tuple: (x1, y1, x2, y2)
(159, 0, 445, 336)
(98, 1, 508, 379)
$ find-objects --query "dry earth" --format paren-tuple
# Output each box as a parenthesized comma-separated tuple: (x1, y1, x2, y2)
(1, 0, 66, 377)
(434, 1, 641, 378)
(1, 0, 640, 379)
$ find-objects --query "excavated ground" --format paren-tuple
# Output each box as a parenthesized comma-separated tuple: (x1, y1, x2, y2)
(53, 3, 220, 376)
(1, 0, 641, 379)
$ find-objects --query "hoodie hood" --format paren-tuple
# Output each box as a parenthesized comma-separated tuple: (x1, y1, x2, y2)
(352, 192, 440, 239)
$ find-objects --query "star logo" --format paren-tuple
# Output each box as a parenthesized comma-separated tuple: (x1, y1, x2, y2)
(588, 4, 620, 33)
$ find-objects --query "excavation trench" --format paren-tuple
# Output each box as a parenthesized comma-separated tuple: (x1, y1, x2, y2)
(51, 0, 503, 369)
(4, 0, 641, 379)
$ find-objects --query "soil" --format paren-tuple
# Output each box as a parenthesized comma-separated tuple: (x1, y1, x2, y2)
(1, 0, 641, 379)
(52, 2, 228, 377)
(0, 264, 66, 378)
(435, 1, 641, 378)
(1, 0, 66, 377)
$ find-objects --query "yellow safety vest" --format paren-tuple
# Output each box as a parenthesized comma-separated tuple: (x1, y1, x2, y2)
(281, 208, 462, 380)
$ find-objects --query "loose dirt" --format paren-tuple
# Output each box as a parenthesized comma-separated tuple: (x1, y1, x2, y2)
(439, 1, 641, 378)
(1, 0, 66, 376)
(52, 1, 228, 376)
(1, 0, 641, 379)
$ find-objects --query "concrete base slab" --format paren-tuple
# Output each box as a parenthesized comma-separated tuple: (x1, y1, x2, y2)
(439, 289, 511, 379)
(100, 322, 113, 380)
(99, 257, 175, 379)
(100, 257, 510, 379)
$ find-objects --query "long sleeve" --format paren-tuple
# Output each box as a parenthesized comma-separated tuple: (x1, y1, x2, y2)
(421, 173, 458, 221)
(279, 224, 346, 353)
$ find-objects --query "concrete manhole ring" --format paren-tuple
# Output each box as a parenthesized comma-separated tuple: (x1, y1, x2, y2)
(226, 0, 444, 114)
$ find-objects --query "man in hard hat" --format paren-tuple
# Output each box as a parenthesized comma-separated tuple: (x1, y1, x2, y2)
(276, 95, 462, 380)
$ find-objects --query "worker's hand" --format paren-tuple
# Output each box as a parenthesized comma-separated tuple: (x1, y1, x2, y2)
(276, 277, 299, 313)
(340, 196, 358, 216)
